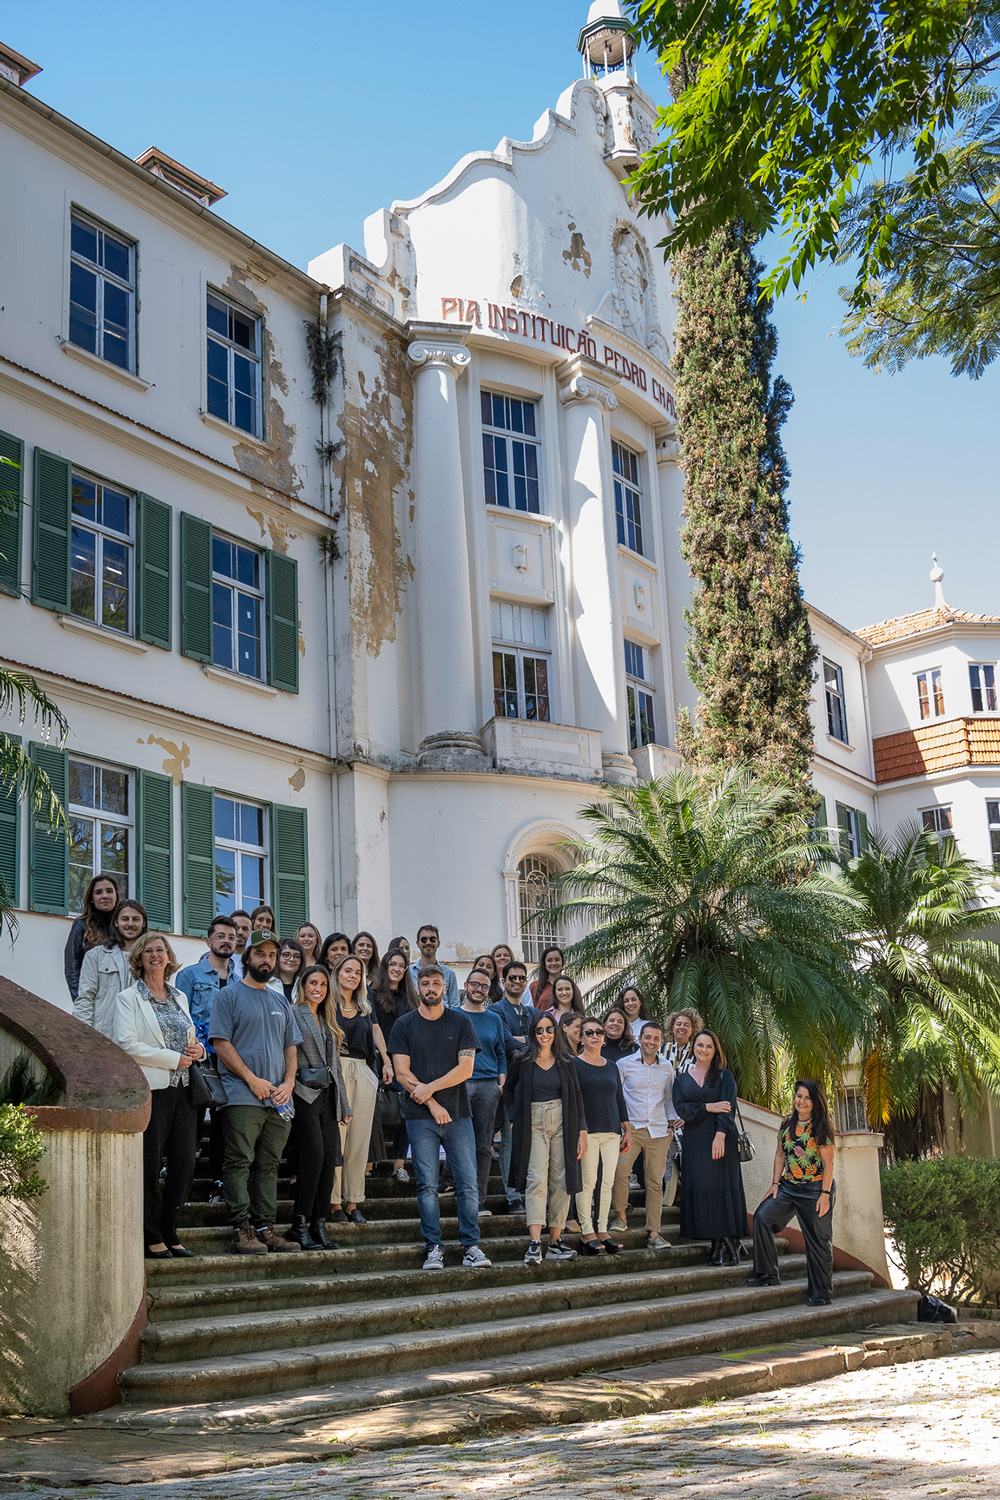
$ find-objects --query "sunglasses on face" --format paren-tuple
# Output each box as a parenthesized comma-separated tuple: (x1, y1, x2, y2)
(582, 1029, 603, 1038)
(536, 1025, 555, 1034)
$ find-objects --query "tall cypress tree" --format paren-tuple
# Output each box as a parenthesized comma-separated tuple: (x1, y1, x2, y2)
(672, 221, 817, 809)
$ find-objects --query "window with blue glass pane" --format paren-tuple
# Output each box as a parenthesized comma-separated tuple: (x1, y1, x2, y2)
(69, 212, 135, 371)
(69, 470, 133, 633)
(481, 389, 540, 512)
(211, 532, 264, 679)
(214, 794, 267, 916)
(613, 441, 645, 555)
(206, 290, 261, 436)
(625, 636, 655, 749)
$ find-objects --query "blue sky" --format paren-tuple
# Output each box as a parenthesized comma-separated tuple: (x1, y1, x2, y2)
(13, 1, 998, 630)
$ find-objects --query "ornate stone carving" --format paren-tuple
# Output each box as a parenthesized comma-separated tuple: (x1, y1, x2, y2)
(656, 427, 682, 466)
(558, 373, 618, 411)
(612, 223, 649, 345)
(407, 342, 472, 374)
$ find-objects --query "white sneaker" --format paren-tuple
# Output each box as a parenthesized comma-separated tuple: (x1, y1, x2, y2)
(545, 1241, 577, 1261)
(462, 1244, 492, 1269)
(524, 1239, 543, 1265)
(393, 1168, 409, 1185)
(422, 1244, 445, 1271)
(478, 1207, 492, 1217)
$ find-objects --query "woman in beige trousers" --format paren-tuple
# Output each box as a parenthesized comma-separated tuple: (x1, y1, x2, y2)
(328, 953, 391, 1224)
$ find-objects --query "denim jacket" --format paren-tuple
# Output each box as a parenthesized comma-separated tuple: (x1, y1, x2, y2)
(175, 952, 234, 1047)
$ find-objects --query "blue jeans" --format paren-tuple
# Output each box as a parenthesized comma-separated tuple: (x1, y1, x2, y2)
(406, 1115, 481, 1250)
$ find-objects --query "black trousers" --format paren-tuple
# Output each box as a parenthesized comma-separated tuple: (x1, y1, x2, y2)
(199, 1105, 225, 1181)
(752, 1180, 835, 1301)
(144, 1085, 198, 1246)
(290, 1088, 340, 1222)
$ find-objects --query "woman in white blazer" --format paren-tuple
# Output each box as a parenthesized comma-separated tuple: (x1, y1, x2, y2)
(73, 899, 147, 1038)
(114, 932, 204, 1259)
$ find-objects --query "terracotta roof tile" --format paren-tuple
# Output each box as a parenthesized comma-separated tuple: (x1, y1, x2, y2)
(873, 716, 1000, 783)
(856, 607, 1000, 647)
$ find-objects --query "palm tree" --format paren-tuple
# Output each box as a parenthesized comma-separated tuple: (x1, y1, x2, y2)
(547, 767, 868, 1109)
(1, 456, 68, 939)
(836, 821, 1000, 1158)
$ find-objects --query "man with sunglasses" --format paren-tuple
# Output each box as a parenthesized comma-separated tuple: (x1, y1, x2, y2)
(460, 968, 508, 1214)
(492, 961, 539, 1211)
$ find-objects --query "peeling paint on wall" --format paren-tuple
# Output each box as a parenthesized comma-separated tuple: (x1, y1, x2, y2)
(298, 625, 306, 658)
(220, 267, 303, 503)
(288, 767, 306, 792)
(562, 222, 592, 277)
(244, 504, 296, 555)
(137, 734, 191, 786)
(336, 326, 413, 658)
(510, 274, 523, 302)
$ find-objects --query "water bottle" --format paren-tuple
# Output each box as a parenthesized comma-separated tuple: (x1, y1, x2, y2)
(270, 1089, 295, 1121)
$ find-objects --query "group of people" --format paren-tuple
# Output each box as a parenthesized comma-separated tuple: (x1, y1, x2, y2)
(65, 874, 838, 1302)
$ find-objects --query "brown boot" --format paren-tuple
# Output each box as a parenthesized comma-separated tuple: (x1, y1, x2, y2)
(233, 1226, 267, 1255)
(256, 1225, 301, 1252)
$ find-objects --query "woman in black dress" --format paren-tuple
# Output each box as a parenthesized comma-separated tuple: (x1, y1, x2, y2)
(672, 1030, 747, 1265)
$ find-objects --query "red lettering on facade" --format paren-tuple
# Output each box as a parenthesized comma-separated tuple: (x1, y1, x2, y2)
(465, 301, 481, 327)
(442, 297, 458, 321)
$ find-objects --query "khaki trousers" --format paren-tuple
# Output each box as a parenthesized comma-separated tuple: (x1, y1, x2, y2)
(525, 1100, 570, 1232)
(332, 1055, 378, 1206)
(611, 1126, 671, 1233)
(578, 1131, 621, 1235)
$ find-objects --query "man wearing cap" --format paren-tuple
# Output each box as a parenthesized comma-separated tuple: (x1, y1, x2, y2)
(209, 929, 303, 1254)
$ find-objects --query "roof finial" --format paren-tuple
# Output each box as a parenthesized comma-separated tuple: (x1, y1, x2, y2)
(578, 2, 635, 80)
(930, 552, 947, 610)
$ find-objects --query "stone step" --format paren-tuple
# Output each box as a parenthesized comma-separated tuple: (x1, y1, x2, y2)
(146, 1240, 794, 1322)
(162, 1213, 684, 1255)
(179, 1190, 624, 1227)
(116, 1285, 915, 1423)
(142, 1256, 807, 1362)
(123, 1271, 875, 1404)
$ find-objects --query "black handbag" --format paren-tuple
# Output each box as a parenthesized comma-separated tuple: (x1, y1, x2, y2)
(189, 1057, 228, 1109)
(734, 1100, 756, 1163)
(297, 1064, 330, 1088)
(376, 1084, 404, 1129)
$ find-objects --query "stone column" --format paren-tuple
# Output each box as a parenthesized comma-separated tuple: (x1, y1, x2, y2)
(559, 361, 635, 785)
(407, 333, 487, 770)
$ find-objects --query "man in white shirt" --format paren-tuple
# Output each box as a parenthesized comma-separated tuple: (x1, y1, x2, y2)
(610, 1021, 680, 1250)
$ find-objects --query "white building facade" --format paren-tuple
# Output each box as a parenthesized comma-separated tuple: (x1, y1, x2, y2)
(2, 14, 1000, 1022)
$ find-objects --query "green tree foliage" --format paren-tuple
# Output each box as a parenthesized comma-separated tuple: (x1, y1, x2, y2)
(629, 0, 1000, 375)
(673, 223, 816, 806)
(0, 1104, 47, 1202)
(548, 768, 866, 1108)
(836, 821, 1000, 1152)
(881, 1156, 1000, 1304)
(840, 91, 1000, 377)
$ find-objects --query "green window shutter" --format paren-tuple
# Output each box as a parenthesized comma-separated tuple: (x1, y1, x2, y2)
(857, 809, 870, 854)
(835, 801, 852, 859)
(180, 512, 212, 662)
(28, 742, 68, 914)
(181, 782, 215, 936)
(137, 494, 172, 650)
(266, 551, 299, 693)
(0, 429, 24, 597)
(137, 769, 173, 929)
(809, 794, 828, 846)
(31, 449, 72, 612)
(0, 734, 21, 907)
(270, 803, 308, 934)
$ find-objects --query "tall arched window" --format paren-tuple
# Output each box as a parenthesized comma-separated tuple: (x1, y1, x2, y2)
(517, 854, 559, 961)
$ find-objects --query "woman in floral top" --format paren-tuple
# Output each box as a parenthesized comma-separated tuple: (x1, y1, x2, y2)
(748, 1079, 836, 1305)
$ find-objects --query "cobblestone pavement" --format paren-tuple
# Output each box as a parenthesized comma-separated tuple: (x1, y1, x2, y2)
(12, 1351, 1000, 1499)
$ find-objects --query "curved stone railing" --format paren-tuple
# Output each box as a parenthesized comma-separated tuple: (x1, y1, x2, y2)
(0, 975, 150, 1416)
(738, 1097, 890, 1285)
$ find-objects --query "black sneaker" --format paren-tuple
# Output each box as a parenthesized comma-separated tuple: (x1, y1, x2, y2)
(746, 1272, 780, 1287)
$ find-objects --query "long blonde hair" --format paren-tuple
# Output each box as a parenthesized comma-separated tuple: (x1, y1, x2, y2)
(330, 952, 370, 1013)
(295, 965, 345, 1050)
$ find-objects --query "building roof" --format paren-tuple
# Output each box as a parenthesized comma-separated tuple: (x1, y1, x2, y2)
(873, 716, 1000, 783)
(856, 607, 1000, 647)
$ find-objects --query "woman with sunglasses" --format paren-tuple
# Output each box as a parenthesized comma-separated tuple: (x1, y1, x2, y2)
(576, 1018, 631, 1253)
(503, 1011, 587, 1266)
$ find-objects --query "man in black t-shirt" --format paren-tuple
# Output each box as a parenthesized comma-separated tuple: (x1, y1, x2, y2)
(388, 965, 491, 1271)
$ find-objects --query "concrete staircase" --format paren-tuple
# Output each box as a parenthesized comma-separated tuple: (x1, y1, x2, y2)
(115, 1161, 917, 1429)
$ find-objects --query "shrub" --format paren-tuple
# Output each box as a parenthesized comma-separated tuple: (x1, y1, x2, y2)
(0, 1103, 47, 1201)
(881, 1157, 1000, 1308)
